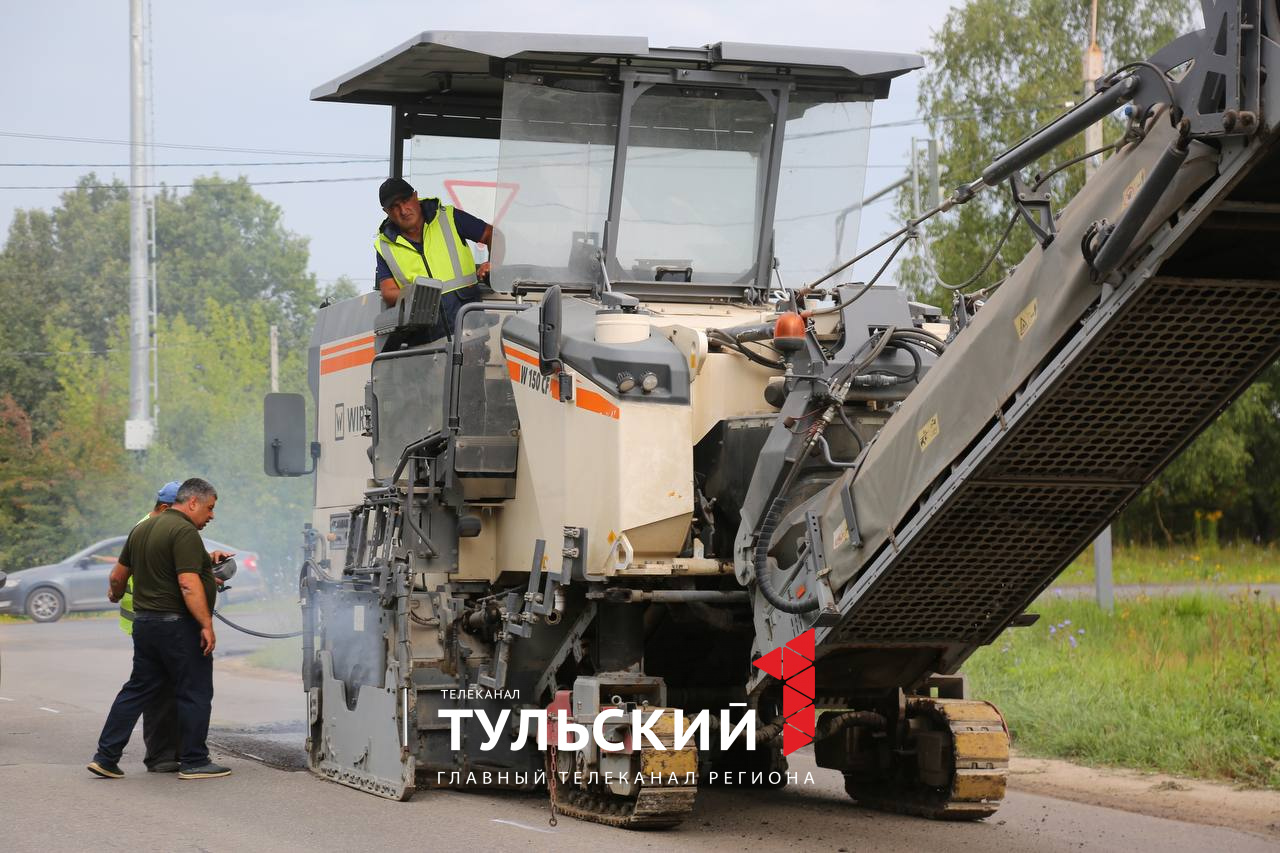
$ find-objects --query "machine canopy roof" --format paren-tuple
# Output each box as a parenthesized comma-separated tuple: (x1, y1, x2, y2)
(312, 30, 923, 110)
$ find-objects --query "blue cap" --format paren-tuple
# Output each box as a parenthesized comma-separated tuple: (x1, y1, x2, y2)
(156, 481, 182, 504)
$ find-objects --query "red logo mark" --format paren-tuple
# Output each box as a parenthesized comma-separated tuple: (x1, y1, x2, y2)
(752, 629, 815, 756)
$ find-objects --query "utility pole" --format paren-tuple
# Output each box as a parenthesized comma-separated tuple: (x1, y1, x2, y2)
(124, 0, 154, 451)
(1082, 0, 1105, 179)
(1084, 0, 1114, 610)
(270, 325, 280, 393)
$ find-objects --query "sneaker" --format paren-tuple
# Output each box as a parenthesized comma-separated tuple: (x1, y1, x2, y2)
(147, 760, 181, 773)
(87, 760, 124, 779)
(178, 762, 232, 779)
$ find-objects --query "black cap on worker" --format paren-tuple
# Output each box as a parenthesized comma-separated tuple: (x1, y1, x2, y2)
(379, 177, 416, 209)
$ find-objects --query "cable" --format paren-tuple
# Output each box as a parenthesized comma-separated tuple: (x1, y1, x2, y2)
(888, 327, 947, 354)
(0, 159, 385, 168)
(925, 139, 1123, 295)
(1103, 61, 1179, 123)
(834, 404, 865, 451)
(805, 232, 913, 316)
(1032, 141, 1124, 191)
(865, 340, 921, 381)
(213, 609, 302, 639)
(933, 209, 1021, 292)
(706, 327, 785, 369)
(0, 129, 381, 160)
(0, 175, 384, 190)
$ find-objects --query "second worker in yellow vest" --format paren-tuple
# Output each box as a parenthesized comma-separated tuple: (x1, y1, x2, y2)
(374, 177, 495, 344)
(116, 480, 182, 772)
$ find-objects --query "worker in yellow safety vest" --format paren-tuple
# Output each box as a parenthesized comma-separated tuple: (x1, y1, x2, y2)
(118, 480, 182, 772)
(374, 177, 495, 344)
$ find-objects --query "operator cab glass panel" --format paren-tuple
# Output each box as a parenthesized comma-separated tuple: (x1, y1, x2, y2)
(400, 80, 874, 297)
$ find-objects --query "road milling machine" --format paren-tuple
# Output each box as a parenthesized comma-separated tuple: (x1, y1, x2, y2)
(264, 6, 1280, 826)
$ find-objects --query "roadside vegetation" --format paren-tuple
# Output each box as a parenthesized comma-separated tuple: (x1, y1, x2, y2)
(1052, 543, 1280, 588)
(966, 593, 1280, 789)
(246, 636, 301, 673)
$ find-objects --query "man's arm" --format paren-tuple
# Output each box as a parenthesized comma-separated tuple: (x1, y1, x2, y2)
(177, 572, 215, 655)
(379, 276, 401, 307)
(107, 561, 132, 603)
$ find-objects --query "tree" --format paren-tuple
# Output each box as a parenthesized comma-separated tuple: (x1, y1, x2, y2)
(896, 0, 1191, 310)
(0, 174, 320, 573)
(321, 274, 360, 304)
(0, 395, 71, 568)
(893, 1, 1280, 547)
(154, 177, 319, 347)
(0, 175, 320, 439)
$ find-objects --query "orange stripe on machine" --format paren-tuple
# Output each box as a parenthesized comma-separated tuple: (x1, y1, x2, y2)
(320, 345, 375, 375)
(321, 335, 376, 357)
(502, 343, 619, 420)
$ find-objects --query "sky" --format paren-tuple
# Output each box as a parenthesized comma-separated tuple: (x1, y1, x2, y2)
(1, 1, 972, 297)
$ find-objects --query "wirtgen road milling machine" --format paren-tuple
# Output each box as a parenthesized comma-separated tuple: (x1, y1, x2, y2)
(264, 8, 1280, 826)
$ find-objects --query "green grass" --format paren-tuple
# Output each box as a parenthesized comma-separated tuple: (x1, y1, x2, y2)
(965, 593, 1280, 788)
(1051, 543, 1280, 588)
(245, 636, 301, 672)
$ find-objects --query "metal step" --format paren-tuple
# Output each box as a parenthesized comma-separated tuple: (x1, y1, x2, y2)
(821, 134, 1280, 664)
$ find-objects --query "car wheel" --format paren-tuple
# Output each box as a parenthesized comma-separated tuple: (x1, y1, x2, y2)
(26, 588, 66, 623)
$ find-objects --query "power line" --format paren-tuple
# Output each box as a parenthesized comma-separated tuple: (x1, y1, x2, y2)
(0, 130, 383, 160)
(0, 159, 384, 168)
(0, 175, 384, 191)
(866, 95, 1082, 130)
(0, 93, 1085, 162)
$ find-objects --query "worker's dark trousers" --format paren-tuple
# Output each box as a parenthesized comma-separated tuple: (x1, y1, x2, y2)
(142, 687, 180, 768)
(93, 615, 214, 770)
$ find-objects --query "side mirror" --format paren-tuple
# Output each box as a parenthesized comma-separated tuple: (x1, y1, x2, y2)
(538, 285, 563, 376)
(264, 392, 317, 477)
(0, 570, 7, 589)
(77, 557, 92, 570)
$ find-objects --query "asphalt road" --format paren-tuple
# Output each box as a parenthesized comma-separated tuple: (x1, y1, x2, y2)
(1, 616, 1276, 853)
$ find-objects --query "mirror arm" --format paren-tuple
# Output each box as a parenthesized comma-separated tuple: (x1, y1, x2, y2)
(273, 438, 319, 477)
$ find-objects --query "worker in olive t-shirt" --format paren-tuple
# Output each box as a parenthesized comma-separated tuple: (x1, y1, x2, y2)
(89, 477, 233, 780)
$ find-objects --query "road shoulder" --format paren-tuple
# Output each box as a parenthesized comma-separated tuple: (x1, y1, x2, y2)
(1009, 752, 1280, 841)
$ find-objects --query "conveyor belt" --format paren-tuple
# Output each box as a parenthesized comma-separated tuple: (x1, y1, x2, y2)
(824, 134, 1280, 655)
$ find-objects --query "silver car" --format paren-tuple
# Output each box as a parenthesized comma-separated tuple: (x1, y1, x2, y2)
(0, 535, 264, 623)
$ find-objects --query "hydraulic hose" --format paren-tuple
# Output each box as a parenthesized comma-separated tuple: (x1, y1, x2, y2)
(753, 490, 820, 614)
(213, 609, 302, 640)
(210, 558, 315, 640)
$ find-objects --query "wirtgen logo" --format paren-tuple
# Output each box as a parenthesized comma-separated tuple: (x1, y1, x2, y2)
(752, 629, 815, 756)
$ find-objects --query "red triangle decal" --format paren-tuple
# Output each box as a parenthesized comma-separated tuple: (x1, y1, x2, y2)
(783, 723, 813, 756)
(783, 647, 812, 681)
(783, 684, 811, 719)
(786, 629, 815, 662)
(789, 705, 815, 736)
(788, 660, 815, 700)
(752, 647, 784, 681)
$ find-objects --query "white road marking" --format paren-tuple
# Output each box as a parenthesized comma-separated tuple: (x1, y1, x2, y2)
(39, 707, 60, 714)
(491, 819, 556, 835)
(243, 753, 264, 761)
(0, 696, 13, 702)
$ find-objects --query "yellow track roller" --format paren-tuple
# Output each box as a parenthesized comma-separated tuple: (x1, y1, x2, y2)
(844, 697, 1009, 820)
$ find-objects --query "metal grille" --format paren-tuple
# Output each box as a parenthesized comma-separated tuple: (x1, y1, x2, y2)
(831, 483, 1128, 643)
(831, 273, 1280, 645)
(987, 278, 1280, 482)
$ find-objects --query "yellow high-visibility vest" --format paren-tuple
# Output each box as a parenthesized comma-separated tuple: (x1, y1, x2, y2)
(374, 200, 477, 294)
(118, 512, 153, 636)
